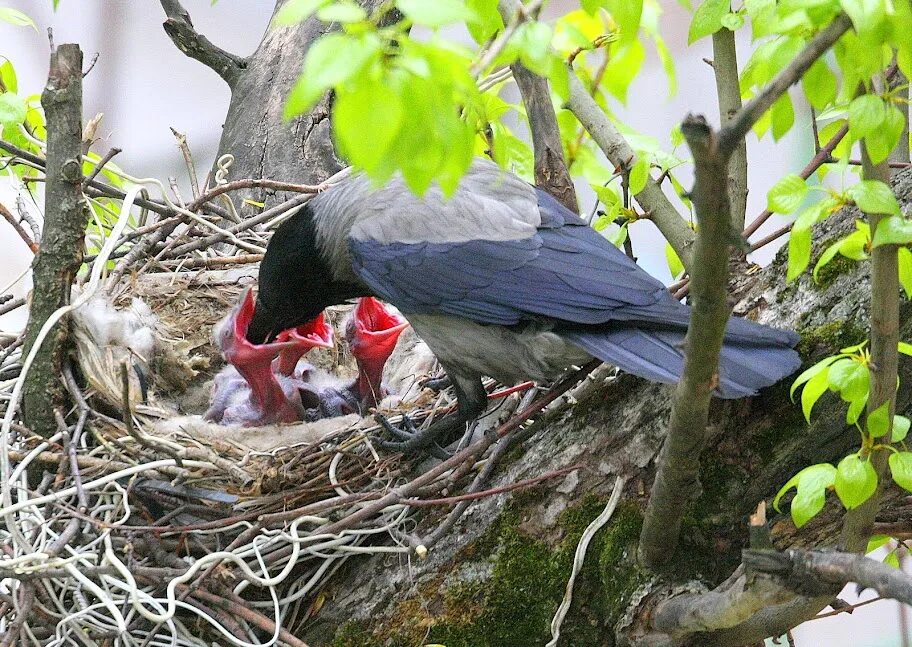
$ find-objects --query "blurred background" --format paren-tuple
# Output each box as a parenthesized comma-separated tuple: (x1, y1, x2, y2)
(0, 2, 907, 645)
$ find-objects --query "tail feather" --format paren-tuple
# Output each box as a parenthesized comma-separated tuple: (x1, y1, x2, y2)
(563, 317, 801, 399)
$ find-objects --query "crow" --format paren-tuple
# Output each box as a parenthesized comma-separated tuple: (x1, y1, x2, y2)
(246, 158, 801, 451)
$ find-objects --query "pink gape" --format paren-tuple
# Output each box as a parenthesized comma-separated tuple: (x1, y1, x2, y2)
(206, 291, 409, 427)
(345, 297, 410, 407)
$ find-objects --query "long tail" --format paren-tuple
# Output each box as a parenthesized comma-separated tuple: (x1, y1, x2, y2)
(562, 317, 801, 399)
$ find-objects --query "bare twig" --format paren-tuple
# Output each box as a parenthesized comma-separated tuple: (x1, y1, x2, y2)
(0, 201, 38, 253)
(82, 146, 122, 188)
(170, 127, 200, 200)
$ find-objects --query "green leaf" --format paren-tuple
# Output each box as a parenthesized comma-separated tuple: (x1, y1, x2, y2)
(899, 247, 912, 299)
(608, 222, 629, 247)
(885, 550, 901, 569)
(838, 362, 870, 403)
(666, 242, 684, 278)
(0, 7, 37, 30)
(873, 216, 912, 247)
(787, 226, 812, 282)
(840, 0, 887, 36)
(274, 0, 329, 25)
(848, 95, 887, 139)
(284, 33, 381, 118)
(801, 59, 837, 111)
(720, 12, 744, 30)
(605, 0, 644, 44)
(628, 158, 649, 195)
(890, 452, 912, 491)
(865, 104, 907, 166)
(771, 93, 795, 141)
(767, 174, 807, 214)
(774, 463, 836, 527)
(603, 40, 645, 103)
(791, 355, 840, 400)
(867, 534, 892, 553)
(0, 93, 26, 127)
(317, 2, 368, 22)
(834, 454, 878, 510)
(466, 0, 504, 43)
(688, 0, 730, 44)
(893, 415, 910, 443)
(334, 80, 404, 176)
(513, 22, 554, 76)
(850, 180, 901, 216)
(397, 0, 478, 27)
(801, 365, 831, 422)
(900, 342, 912, 357)
(0, 59, 17, 94)
(847, 393, 868, 425)
(867, 400, 891, 438)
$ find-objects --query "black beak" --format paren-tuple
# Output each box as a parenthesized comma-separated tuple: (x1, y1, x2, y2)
(245, 299, 274, 344)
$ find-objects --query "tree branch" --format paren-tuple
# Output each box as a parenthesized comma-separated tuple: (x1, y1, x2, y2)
(567, 73, 696, 271)
(839, 140, 900, 553)
(512, 63, 579, 212)
(744, 549, 912, 607)
(160, 0, 246, 89)
(718, 12, 852, 157)
(22, 44, 87, 441)
(638, 115, 734, 570)
(712, 25, 748, 230)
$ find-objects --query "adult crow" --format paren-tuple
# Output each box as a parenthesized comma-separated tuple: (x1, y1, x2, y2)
(247, 158, 800, 451)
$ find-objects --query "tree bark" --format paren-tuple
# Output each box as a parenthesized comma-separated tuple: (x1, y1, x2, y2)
(22, 44, 87, 439)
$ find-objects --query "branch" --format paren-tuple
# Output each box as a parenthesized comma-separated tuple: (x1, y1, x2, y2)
(712, 25, 748, 230)
(638, 115, 733, 569)
(744, 549, 912, 607)
(567, 73, 696, 271)
(160, 0, 246, 89)
(497, 0, 578, 212)
(719, 12, 852, 157)
(839, 139, 900, 553)
(512, 64, 579, 212)
(22, 43, 87, 440)
(0, 201, 38, 253)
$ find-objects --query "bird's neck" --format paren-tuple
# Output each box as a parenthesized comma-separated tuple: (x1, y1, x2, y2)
(354, 357, 386, 408)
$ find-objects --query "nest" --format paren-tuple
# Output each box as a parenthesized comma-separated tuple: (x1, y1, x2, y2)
(0, 155, 604, 646)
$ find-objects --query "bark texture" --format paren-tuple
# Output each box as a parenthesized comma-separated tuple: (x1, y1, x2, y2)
(22, 44, 87, 439)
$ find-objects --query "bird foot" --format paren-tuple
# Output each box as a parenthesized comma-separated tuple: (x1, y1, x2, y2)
(420, 374, 452, 392)
(374, 413, 452, 460)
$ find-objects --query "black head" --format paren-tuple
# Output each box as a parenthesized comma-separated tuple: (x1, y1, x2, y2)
(247, 204, 365, 344)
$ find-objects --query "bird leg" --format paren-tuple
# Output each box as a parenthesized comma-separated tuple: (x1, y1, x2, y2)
(376, 368, 488, 455)
(274, 313, 334, 375)
(345, 297, 409, 408)
(420, 374, 452, 392)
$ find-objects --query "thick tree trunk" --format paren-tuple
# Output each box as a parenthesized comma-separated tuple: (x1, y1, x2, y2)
(298, 175, 912, 646)
(212, 0, 389, 208)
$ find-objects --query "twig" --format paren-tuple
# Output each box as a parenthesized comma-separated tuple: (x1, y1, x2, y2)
(839, 138, 899, 552)
(0, 201, 38, 253)
(406, 465, 581, 507)
(119, 362, 184, 468)
(170, 127, 200, 200)
(16, 195, 41, 245)
(82, 146, 122, 188)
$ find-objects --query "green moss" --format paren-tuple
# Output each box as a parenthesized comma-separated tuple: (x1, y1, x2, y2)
(796, 320, 866, 358)
(813, 253, 857, 290)
(326, 494, 652, 647)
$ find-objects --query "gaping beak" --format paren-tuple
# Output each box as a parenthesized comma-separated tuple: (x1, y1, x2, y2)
(274, 313, 335, 375)
(349, 297, 409, 361)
